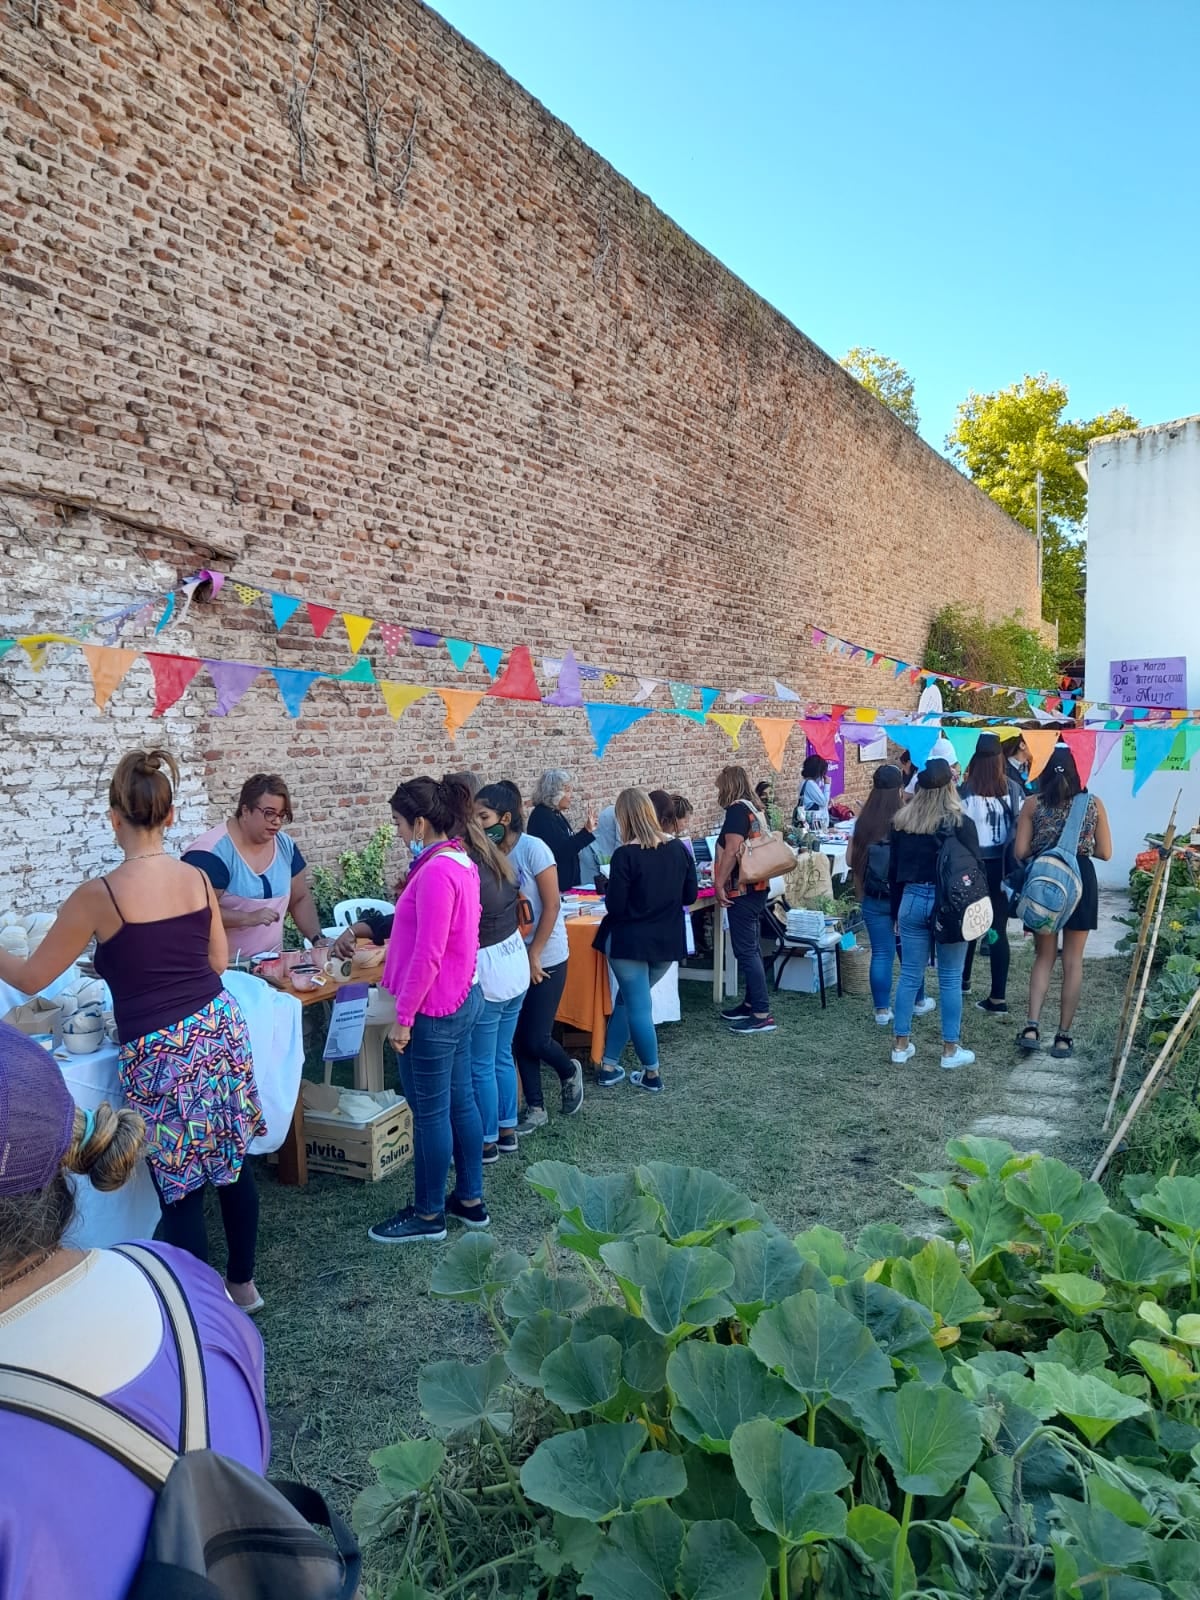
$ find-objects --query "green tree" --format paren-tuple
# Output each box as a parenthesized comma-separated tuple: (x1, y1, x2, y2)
(840, 347, 919, 430)
(925, 605, 1060, 714)
(947, 374, 1138, 651)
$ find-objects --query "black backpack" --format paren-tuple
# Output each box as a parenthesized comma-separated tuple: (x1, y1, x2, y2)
(932, 824, 993, 945)
(0, 1244, 360, 1600)
(864, 838, 891, 901)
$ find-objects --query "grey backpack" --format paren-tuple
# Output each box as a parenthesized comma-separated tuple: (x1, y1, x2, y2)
(0, 1244, 360, 1600)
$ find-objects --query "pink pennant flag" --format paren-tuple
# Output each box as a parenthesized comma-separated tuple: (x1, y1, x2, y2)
(810, 628, 826, 648)
(1090, 729, 1123, 776)
(379, 622, 405, 657)
(802, 718, 840, 761)
(1063, 730, 1098, 787)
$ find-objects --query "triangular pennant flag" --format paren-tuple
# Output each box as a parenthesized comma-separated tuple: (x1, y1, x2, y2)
(878, 725, 941, 769)
(332, 657, 376, 683)
(546, 648, 584, 708)
(943, 727, 980, 771)
(342, 614, 374, 655)
(232, 583, 262, 605)
(801, 718, 839, 762)
(1022, 729, 1061, 782)
(542, 657, 563, 678)
(435, 688, 484, 739)
(850, 708, 878, 723)
(1132, 727, 1180, 795)
(1063, 730, 1098, 788)
(154, 593, 176, 635)
(578, 663, 601, 681)
(380, 682, 430, 720)
(707, 713, 746, 749)
(204, 660, 260, 717)
(699, 688, 720, 715)
(811, 629, 826, 648)
(670, 709, 705, 724)
(444, 638, 474, 672)
(752, 717, 796, 772)
(633, 678, 660, 703)
(487, 645, 541, 702)
(585, 704, 652, 759)
(668, 681, 694, 711)
(477, 644, 503, 680)
(411, 629, 441, 648)
(773, 680, 801, 702)
(603, 672, 620, 690)
(0, 640, 14, 658)
(196, 569, 225, 596)
(81, 645, 138, 711)
(307, 603, 336, 639)
(378, 622, 405, 657)
(1091, 729, 1123, 777)
(271, 667, 322, 718)
(17, 634, 79, 672)
(146, 653, 203, 716)
(270, 593, 302, 632)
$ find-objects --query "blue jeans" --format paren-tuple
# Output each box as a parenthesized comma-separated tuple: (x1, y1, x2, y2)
(894, 885, 966, 1044)
(603, 958, 672, 1070)
(470, 988, 526, 1142)
(727, 890, 771, 1014)
(861, 896, 927, 1012)
(396, 984, 484, 1215)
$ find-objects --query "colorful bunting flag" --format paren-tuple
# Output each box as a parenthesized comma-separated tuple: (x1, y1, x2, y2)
(0, 641, 14, 659)
(435, 688, 483, 739)
(773, 680, 801, 702)
(444, 638, 474, 671)
(670, 709, 705, 724)
(488, 645, 541, 702)
(752, 717, 796, 772)
(707, 713, 746, 749)
(205, 660, 260, 716)
(271, 668, 322, 718)
(668, 681, 694, 711)
(1062, 729, 1098, 787)
(477, 645, 503, 680)
(342, 614, 374, 655)
(1133, 728, 1180, 795)
(307, 603, 336, 639)
(699, 688, 720, 715)
(578, 663, 601, 681)
(269, 593, 302, 632)
(942, 727, 980, 771)
(379, 623, 406, 657)
(81, 645, 138, 711)
(546, 649, 584, 708)
(542, 657, 563, 678)
(380, 683, 429, 720)
(333, 657, 376, 684)
(411, 629, 441, 648)
(154, 593, 175, 635)
(633, 679, 660, 703)
(801, 719, 838, 762)
(602, 672, 620, 690)
(1022, 730, 1061, 782)
(195, 569, 225, 595)
(877, 724, 941, 769)
(585, 704, 652, 759)
(18, 634, 81, 672)
(146, 653, 203, 717)
(1091, 729, 1123, 777)
(232, 584, 262, 606)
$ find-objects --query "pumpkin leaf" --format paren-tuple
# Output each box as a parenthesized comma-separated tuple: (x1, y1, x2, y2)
(506, 1311, 571, 1388)
(946, 1135, 1033, 1180)
(428, 1232, 528, 1302)
(677, 1518, 770, 1600)
(729, 1418, 850, 1545)
(541, 1335, 625, 1415)
(368, 1438, 445, 1498)
(1040, 1273, 1108, 1317)
(417, 1353, 512, 1435)
(845, 1504, 915, 1598)
(890, 1237, 988, 1327)
(635, 1161, 757, 1245)
(1087, 1211, 1183, 1287)
(714, 1228, 827, 1320)
(521, 1421, 684, 1523)
(1129, 1340, 1200, 1406)
(502, 1267, 590, 1318)
(667, 1341, 807, 1453)
(942, 1178, 1036, 1272)
(750, 1288, 895, 1408)
(1031, 1362, 1149, 1445)
(793, 1223, 869, 1284)
(861, 1381, 983, 1495)
(527, 1161, 662, 1258)
(599, 1236, 734, 1338)
(579, 1504, 683, 1600)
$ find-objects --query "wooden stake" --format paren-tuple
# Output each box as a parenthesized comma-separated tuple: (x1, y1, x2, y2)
(1111, 793, 1180, 1074)
(1092, 981, 1200, 1182)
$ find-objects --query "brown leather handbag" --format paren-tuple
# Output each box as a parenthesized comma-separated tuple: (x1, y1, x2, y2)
(738, 806, 798, 885)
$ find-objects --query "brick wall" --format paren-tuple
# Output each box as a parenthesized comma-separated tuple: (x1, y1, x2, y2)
(0, 0, 1038, 906)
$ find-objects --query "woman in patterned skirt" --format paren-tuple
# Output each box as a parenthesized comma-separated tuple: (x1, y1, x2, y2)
(0, 750, 266, 1312)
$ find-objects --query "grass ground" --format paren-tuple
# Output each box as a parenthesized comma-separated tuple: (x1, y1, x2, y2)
(242, 944, 1126, 1585)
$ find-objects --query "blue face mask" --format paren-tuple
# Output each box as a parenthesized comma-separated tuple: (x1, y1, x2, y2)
(409, 839, 425, 859)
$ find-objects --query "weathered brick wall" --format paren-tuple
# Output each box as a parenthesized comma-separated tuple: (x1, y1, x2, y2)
(0, 0, 1038, 906)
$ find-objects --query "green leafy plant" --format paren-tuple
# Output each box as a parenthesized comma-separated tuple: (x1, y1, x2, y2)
(309, 824, 396, 928)
(355, 1139, 1200, 1597)
(924, 603, 1061, 714)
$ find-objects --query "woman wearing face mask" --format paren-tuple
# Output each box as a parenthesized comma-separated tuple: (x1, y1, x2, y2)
(527, 769, 598, 892)
(368, 774, 485, 1246)
(183, 773, 324, 962)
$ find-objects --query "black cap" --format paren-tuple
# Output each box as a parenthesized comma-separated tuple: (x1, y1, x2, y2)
(917, 758, 953, 790)
(873, 764, 904, 790)
(976, 733, 1002, 756)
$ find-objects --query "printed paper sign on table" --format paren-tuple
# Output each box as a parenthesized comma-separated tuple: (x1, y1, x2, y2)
(1109, 657, 1188, 709)
(323, 983, 371, 1060)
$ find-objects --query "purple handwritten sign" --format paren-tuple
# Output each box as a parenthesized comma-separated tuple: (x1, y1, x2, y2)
(1108, 657, 1188, 709)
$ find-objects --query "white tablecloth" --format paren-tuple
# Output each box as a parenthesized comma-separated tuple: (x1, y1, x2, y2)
(604, 960, 681, 1025)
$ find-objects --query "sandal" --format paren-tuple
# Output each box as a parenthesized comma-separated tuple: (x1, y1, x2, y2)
(1018, 1023, 1041, 1051)
(1050, 1033, 1074, 1060)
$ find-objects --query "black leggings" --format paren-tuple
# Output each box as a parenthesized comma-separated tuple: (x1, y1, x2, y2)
(153, 1160, 259, 1286)
(514, 959, 576, 1108)
(962, 856, 1011, 1001)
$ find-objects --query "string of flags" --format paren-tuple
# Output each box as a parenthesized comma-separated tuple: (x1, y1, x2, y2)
(0, 632, 1192, 793)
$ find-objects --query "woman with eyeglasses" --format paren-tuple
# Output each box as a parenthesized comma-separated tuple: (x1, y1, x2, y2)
(184, 773, 325, 962)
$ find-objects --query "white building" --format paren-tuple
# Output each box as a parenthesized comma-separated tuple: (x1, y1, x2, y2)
(1084, 415, 1200, 885)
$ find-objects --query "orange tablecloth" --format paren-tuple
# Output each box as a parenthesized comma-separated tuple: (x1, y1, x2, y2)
(557, 915, 613, 1063)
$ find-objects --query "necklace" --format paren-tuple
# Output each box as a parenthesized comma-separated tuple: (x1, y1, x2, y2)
(124, 850, 167, 863)
(0, 1247, 57, 1293)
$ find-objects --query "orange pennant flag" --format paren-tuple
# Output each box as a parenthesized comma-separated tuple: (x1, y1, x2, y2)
(342, 614, 374, 655)
(706, 713, 746, 750)
(1022, 729, 1061, 781)
(752, 716, 796, 772)
(379, 683, 428, 721)
(435, 688, 484, 739)
(81, 645, 138, 711)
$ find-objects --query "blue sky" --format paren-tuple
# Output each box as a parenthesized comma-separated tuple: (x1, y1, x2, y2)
(430, 0, 1198, 449)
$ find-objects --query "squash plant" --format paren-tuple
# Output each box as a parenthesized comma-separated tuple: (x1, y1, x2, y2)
(356, 1140, 1200, 1599)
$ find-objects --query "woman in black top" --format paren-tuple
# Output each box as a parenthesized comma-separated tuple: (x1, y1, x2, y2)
(888, 758, 983, 1072)
(593, 789, 698, 1093)
(527, 768, 597, 891)
(712, 765, 775, 1034)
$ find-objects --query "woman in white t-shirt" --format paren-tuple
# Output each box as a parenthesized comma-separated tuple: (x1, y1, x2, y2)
(476, 783, 584, 1138)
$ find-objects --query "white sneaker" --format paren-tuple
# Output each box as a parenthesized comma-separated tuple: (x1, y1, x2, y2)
(891, 1043, 916, 1065)
(912, 998, 937, 1017)
(875, 1009, 893, 1027)
(941, 1047, 976, 1071)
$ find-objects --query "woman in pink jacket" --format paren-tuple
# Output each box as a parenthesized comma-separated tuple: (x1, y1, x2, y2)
(368, 774, 484, 1246)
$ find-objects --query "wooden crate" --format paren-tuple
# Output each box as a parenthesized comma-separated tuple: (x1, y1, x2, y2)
(300, 1088, 413, 1182)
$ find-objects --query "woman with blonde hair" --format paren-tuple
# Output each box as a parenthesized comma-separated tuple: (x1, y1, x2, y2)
(888, 757, 984, 1070)
(0, 750, 266, 1309)
(712, 764, 775, 1034)
(592, 788, 698, 1093)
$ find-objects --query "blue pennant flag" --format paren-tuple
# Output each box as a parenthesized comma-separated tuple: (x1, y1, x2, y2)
(1132, 727, 1180, 795)
(585, 704, 652, 758)
(271, 668, 321, 718)
(878, 724, 942, 769)
(444, 638, 474, 671)
(699, 687, 720, 715)
(477, 645, 503, 680)
(270, 593, 303, 632)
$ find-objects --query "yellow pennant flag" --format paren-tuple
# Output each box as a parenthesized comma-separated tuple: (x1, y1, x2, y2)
(850, 708, 878, 723)
(81, 645, 139, 711)
(232, 583, 263, 605)
(342, 614, 374, 655)
(17, 633, 82, 672)
(751, 716, 797, 772)
(379, 682, 428, 721)
(435, 688, 484, 739)
(706, 713, 746, 750)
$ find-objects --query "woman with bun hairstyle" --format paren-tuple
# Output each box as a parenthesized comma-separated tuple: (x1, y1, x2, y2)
(0, 750, 267, 1310)
(369, 773, 486, 1246)
(0, 1023, 270, 1600)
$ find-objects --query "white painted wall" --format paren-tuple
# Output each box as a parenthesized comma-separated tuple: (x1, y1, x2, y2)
(1084, 416, 1200, 884)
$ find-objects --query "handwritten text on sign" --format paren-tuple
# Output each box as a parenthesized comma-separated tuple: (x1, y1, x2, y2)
(1108, 657, 1188, 709)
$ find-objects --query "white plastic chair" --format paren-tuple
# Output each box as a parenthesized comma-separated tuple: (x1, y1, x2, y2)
(333, 897, 395, 929)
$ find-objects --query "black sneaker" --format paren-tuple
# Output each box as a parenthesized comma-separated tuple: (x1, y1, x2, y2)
(482, 1142, 500, 1165)
(561, 1060, 584, 1116)
(445, 1193, 491, 1230)
(976, 998, 1009, 1014)
(720, 1000, 752, 1022)
(728, 1014, 778, 1034)
(368, 1206, 447, 1244)
(497, 1131, 519, 1156)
